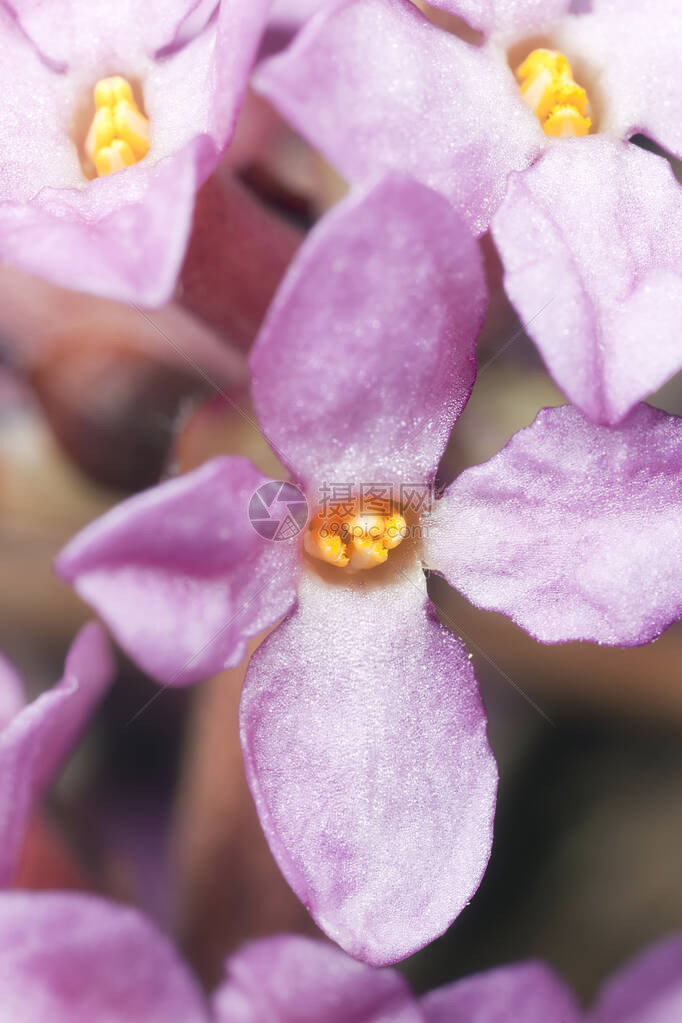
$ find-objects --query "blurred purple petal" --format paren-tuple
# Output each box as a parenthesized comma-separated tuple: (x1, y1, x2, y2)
(424, 404, 682, 646)
(56, 458, 301, 685)
(422, 961, 582, 1022)
(0, 891, 208, 1022)
(0, 654, 25, 732)
(240, 558, 497, 965)
(213, 934, 423, 1022)
(591, 933, 682, 1023)
(251, 175, 485, 491)
(0, 623, 114, 885)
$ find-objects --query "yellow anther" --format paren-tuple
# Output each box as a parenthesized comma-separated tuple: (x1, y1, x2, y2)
(304, 502, 408, 572)
(94, 138, 137, 177)
(382, 513, 408, 550)
(113, 100, 150, 160)
(516, 48, 592, 138)
(303, 528, 350, 568)
(348, 536, 389, 571)
(544, 105, 591, 138)
(86, 76, 150, 177)
(349, 513, 386, 540)
(94, 75, 134, 110)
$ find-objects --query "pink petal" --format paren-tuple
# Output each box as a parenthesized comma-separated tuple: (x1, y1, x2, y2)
(0, 654, 25, 732)
(56, 458, 301, 685)
(2, 0, 216, 68)
(255, 0, 543, 235)
(251, 175, 486, 492)
(150, 0, 274, 153)
(423, 404, 682, 646)
(424, 0, 570, 36)
(0, 9, 79, 198)
(240, 557, 497, 966)
(0, 138, 216, 307)
(421, 961, 582, 1022)
(210, 0, 274, 149)
(213, 935, 423, 1022)
(0, 891, 208, 1021)
(491, 138, 682, 424)
(0, 1, 271, 305)
(0, 624, 114, 885)
(592, 934, 682, 1023)
(269, 0, 320, 31)
(557, 1, 682, 158)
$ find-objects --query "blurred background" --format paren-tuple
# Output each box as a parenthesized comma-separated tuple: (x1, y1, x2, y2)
(1, 1, 681, 1009)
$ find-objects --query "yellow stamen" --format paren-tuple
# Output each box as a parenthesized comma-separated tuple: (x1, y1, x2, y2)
(544, 105, 591, 138)
(382, 513, 408, 550)
(94, 138, 137, 177)
(86, 76, 150, 177)
(516, 48, 591, 138)
(303, 527, 350, 568)
(349, 535, 389, 571)
(304, 503, 408, 573)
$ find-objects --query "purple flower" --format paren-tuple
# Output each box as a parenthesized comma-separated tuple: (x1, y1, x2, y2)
(256, 0, 682, 424)
(1, 911, 681, 1023)
(56, 176, 682, 964)
(0, 0, 271, 305)
(0, 623, 114, 885)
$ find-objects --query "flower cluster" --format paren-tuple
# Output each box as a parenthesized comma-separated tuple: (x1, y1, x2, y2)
(0, 0, 679, 1012)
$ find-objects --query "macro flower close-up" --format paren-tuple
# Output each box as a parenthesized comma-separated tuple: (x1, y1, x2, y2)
(256, 0, 682, 422)
(0, 0, 681, 1018)
(56, 176, 682, 964)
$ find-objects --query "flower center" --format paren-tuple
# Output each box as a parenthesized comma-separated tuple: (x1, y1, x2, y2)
(515, 48, 591, 137)
(84, 76, 150, 177)
(304, 501, 408, 572)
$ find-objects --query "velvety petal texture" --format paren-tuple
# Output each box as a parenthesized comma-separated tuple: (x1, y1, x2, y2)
(0, 892, 207, 1022)
(421, 961, 582, 1023)
(591, 934, 682, 1023)
(251, 176, 486, 493)
(57, 458, 300, 685)
(256, 0, 543, 234)
(0, 138, 215, 307)
(0, 5, 81, 200)
(0, 624, 114, 884)
(424, 0, 571, 37)
(2, 0, 216, 68)
(556, 0, 682, 156)
(213, 935, 423, 1023)
(240, 553, 497, 965)
(423, 404, 682, 646)
(492, 138, 682, 423)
